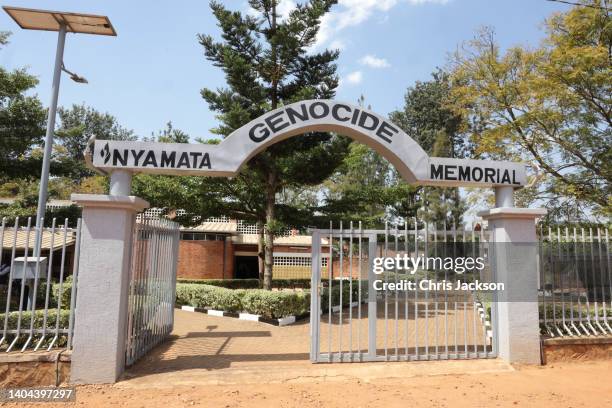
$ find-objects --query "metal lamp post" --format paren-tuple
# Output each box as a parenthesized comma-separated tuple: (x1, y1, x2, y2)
(3, 7, 116, 310)
(3, 6, 117, 232)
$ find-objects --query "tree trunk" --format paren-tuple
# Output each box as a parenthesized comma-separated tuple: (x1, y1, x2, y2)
(263, 171, 276, 290)
(262, 0, 278, 291)
(257, 220, 265, 288)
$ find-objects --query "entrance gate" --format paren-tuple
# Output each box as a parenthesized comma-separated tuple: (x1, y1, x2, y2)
(125, 216, 180, 366)
(310, 222, 497, 363)
(70, 99, 545, 383)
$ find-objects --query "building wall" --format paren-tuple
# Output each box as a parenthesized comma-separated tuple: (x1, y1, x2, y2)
(330, 258, 369, 279)
(177, 239, 331, 280)
(177, 238, 234, 280)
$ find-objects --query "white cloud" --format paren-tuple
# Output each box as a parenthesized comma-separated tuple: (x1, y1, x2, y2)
(245, 0, 450, 51)
(359, 54, 390, 68)
(343, 70, 363, 85)
(276, 0, 297, 20)
(314, 0, 450, 49)
(329, 39, 347, 51)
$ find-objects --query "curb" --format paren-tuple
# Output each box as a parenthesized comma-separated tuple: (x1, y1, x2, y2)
(180, 305, 305, 326)
(475, 301, 493, 344)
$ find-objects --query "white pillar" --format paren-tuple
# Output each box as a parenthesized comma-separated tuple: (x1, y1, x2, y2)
(494, 186, 514, 208)
(109, 170, 133, 196)
(70, 193, 149, 383)
(477, 207, 546, 364)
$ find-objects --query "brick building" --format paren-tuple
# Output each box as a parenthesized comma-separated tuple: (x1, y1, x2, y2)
(176, 219, 334, 280)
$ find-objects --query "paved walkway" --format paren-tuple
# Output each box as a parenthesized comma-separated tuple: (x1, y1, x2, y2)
(120, 308, 507, 387)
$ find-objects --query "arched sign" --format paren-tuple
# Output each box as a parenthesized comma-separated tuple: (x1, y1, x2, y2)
(87, 100, 526, 187)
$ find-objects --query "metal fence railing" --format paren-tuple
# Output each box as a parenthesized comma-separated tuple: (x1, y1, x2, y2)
(538, 226, 612, 337)
(0, 217, 82, 352)
(311, 219, 495, 363)
(125, 217, 180, 366)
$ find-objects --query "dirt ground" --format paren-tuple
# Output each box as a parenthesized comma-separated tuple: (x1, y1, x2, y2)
(5, 310, 610, 407)
(4, 361, 611, 407)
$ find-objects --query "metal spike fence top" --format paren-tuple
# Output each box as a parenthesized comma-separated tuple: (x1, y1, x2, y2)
(0, 217, 81, 352)
(538, 225, 612, 337)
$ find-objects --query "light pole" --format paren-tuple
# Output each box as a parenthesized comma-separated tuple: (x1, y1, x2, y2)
(3, 6, 116, 231)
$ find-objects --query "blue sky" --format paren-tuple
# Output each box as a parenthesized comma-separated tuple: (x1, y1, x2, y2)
(1, 0, 569, 141)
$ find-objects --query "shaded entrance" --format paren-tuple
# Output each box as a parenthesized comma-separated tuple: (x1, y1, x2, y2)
(234, 256, 259, 280)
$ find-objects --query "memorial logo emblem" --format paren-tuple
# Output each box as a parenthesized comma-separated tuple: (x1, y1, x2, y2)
(101, 143, 111, 164)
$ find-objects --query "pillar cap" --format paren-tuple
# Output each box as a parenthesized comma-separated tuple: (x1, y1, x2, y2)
(71, 194, 150, 212)
(477, 207, 547, 220)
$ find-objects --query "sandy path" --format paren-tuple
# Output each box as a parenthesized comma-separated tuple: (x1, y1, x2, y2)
(4, 361, 611, 407)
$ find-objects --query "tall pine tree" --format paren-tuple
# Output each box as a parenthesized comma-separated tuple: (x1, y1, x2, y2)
(199, 0, 348, 289)
(390, 70, 469, 227)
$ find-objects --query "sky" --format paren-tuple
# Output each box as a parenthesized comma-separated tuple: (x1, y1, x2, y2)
(0, 0, 571, 141)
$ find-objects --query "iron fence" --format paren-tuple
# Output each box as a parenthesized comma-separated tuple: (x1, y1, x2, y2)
(310, 219, 495, 363)
(538, 226, 612, 337)
(125, 217, 180, 366)
(0, 217, 81, 352)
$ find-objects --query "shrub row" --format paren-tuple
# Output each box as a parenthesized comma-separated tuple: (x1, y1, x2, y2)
(175, 281, 367, 319)
(0, 309, 72, 349)
(175, 284, 307, 319)
(176, 278, 312, 289)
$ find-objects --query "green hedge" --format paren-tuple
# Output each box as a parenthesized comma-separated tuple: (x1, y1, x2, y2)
(0, 309, 71, 348)
(241, 290, 310, 318)
(51, 276, 73, 310)
(177, 279, 260, 289)
(176, 278, 312, 289)
(175, 280, 367, 319)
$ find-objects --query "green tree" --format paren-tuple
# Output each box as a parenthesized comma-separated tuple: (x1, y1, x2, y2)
(320, 96, 420, 226)
(55, 104, 136, 181)
(390, 70, 468, 227)
(0, 32, 47, 181)
(450, 1, 611, 218)
(197, 0, 348, 289)
(144, 121, 190, 143)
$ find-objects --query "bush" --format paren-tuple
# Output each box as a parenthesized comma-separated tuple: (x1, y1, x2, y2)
(175, 284, 245, 312)
(175, 283, 310, 318)
(175, 280, 367, 319)
(51, 275, 73, 310)
(321, 280, 368, 311)
(177, 279, 260, 289)
(0, 309, 71, 349)
(176, 278, 312, 289)
(241, 290, 310, 319)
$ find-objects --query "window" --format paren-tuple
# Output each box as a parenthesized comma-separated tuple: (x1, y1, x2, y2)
(180, 232, 226, 241)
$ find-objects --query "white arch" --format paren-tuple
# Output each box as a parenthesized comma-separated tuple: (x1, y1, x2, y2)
(88, 99, 526, 187)
(219, 100, 430, 183)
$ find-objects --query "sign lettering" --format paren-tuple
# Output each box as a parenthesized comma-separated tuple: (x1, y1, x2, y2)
(88, 99, 527, 187)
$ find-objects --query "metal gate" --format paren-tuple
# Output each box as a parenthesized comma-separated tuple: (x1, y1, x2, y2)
(310, 220, 497, 362)
(125, 217, 180, 366)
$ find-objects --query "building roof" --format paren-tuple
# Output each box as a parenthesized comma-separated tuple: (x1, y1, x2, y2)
(0, 198, 73, 208)
(233, 234, 329, 246)
(2, 230, 76, 251)
(180, 221, 238, 234)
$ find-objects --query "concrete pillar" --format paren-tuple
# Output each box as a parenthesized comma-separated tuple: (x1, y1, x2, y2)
(494, 186, 514, 208)
(70, 193, 149, 383)
(477, 207, 547, 364)
(109, 170, 133, 196)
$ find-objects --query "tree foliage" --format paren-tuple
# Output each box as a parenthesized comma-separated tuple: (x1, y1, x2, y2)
(0, 32, 46, 181)
(55, 103, 136, 181)
(318, 96, 420, 227)
(449, 1, 611, 217)
(390, 70, 468, 226)
(195, 0, 348, 289)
